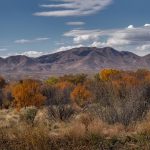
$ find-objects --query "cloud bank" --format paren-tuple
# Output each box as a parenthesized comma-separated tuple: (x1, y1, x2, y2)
(63, 24, 150, 55)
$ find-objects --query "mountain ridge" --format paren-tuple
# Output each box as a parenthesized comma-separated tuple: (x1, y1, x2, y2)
(0, 47, 150, 80)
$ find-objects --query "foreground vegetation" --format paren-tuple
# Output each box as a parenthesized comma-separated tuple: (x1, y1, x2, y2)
(1, 69, 150, 149)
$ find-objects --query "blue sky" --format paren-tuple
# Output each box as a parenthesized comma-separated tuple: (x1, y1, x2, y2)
(0, 0, 150, 57)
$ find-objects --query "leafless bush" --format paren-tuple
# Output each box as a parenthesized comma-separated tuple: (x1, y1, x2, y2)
(47, 105, 75, 121)
(87, 80, 150, 126)
(42, 85, 71, 105)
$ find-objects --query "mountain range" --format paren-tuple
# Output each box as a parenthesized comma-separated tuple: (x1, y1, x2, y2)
(0, 47, 150, 80)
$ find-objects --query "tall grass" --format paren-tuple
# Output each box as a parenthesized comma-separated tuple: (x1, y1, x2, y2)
(0, 111, 150, 150)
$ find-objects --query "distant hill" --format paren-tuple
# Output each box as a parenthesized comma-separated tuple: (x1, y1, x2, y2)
(0, 47, 149, 80)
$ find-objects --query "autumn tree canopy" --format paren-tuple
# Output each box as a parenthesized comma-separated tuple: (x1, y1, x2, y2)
(71, 84, 92, 107)
(56, 81, 73, 90)
(59, 74, 87, 85)
(12, 79, 46, 109)
(100, 69, 121, 81)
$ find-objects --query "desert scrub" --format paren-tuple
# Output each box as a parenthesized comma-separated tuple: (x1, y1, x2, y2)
(47, 105, 75, 121)
(20, 107, 38, 125)
(0, 122, 149, 150)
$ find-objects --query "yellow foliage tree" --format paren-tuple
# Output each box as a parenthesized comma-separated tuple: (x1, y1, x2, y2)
(12, 79, 46, 109)
(71, 84, 92, 107)
(59, 74, 87, 85)
(45, 76, 59, 86)
(100, 69, 121, 81)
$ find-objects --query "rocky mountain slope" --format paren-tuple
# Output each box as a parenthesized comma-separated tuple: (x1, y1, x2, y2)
(0, 47, 149, 79)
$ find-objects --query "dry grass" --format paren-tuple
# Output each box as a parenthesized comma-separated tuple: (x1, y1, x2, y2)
(0, 109, 20, 128)
(135, 112, 150, 134)
(88, 119, 125, 138)
(0, 109, 150, 149)
(0, 125, 50, 150)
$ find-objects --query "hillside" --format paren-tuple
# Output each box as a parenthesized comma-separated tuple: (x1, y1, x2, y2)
(0, 47, 149, 79)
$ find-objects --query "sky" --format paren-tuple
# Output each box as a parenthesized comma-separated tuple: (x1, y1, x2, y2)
(0, 0, 150, 57)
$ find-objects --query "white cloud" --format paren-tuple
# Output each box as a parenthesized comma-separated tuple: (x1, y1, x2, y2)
(91, 41, 106, 47)
(136, 44, 150, 51)
(1, 50, 46, 58)
(14, 37, 49, 44)
(55, 44, 83, 52)
(127, 25, 134, 29)
(64, 25, 150, 45)
(66, 22, 85, 26)
(63, 24, 150, 55)
(34, 0, 113, 17)
(135, 44, 150, 56)
(20, 51, 44, 57)
(74, 35, 99, 43)
(35, 37, 49, 41)
(15, 39, 30, 44)
(64, 29, 101, 43)
(144, 24, 150, 27)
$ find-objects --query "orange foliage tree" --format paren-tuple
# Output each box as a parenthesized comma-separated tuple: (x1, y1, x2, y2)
(100, 69, 121, 81)
(71, 84, 92, 107)
(56, 81, 73, 90)
(12, 79, 46, 109)
(122, 74, 140, 87)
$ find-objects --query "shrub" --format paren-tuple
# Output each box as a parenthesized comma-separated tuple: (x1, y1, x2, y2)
(45, 76, 59, 85)
(42, 85, 71, 105)
(0, 76, 6, 89)
(86, 82, 150, 125)
(59, 74, 87, 85)
(79, 113, 94, 132)
(20, 107, 38, 124)
(47, 105, 74, 121)
(55, 81, 73, 90)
